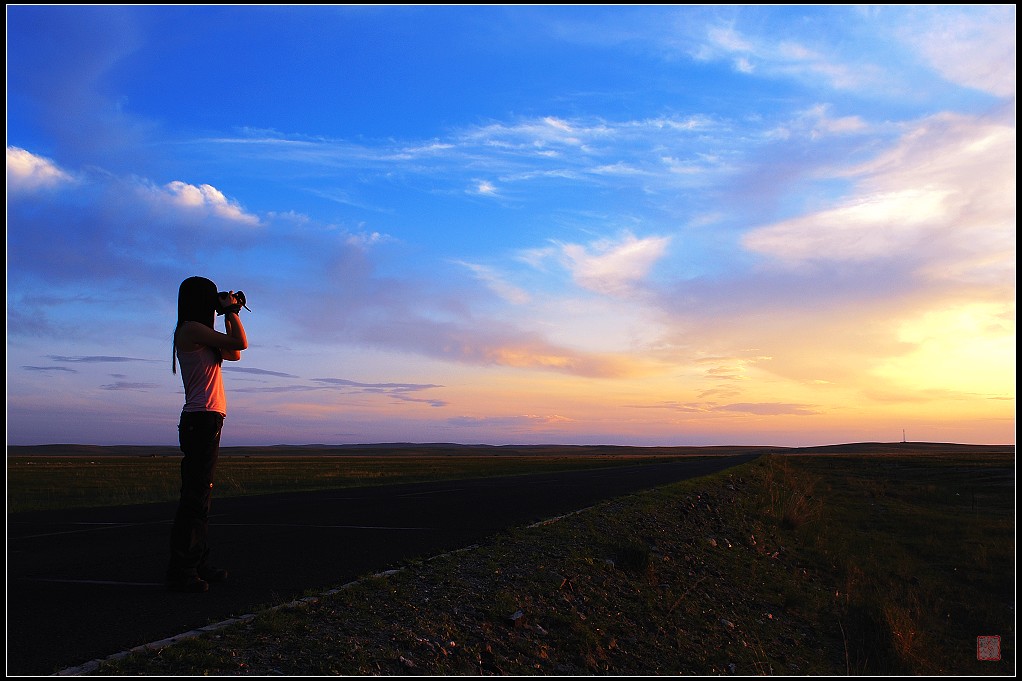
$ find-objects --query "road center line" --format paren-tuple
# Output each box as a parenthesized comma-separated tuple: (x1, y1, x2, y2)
(216, 522, 434, 530)
(23, 578, 165, 587)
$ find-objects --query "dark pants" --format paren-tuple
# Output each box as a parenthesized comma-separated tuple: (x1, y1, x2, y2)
(167, 411, 223, 580)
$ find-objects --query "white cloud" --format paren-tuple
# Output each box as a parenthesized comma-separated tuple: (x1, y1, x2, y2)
(744, 187, 951, 262)
(6, 147, 73, 193)
(898, 5, 1016, 98)
(163, 180, 260, 225)
(556, 232, 672, 297)
(743, 111, 1015, 285)
(471, 180, 498, 195)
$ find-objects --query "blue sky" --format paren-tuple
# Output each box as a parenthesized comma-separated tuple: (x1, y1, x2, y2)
(6, 5, 1016, 447)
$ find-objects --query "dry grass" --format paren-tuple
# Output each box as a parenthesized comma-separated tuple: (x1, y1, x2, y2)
(90, 448, 1015, 676)
(6, 448, 725, 513)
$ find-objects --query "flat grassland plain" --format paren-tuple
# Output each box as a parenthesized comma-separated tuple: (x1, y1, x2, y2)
(6, 443, 769, 513)
(6, 442, 1015, 675)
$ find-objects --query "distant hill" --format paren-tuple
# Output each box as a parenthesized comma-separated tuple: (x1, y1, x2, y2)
(6, 444, 181, 457)
(6, 443, 777, 458)
(787, 442, 1014, 456)
(5, 441, 1013, 457)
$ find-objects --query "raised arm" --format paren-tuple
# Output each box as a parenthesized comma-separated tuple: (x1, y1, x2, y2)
(220, 310, 248, 362)
(177, 319, 247, 352)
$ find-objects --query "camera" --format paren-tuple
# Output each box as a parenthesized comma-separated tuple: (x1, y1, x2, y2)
(216, 290, 250, 314)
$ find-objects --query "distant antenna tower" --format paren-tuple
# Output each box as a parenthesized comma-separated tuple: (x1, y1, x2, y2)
(902, 429, 906, 443)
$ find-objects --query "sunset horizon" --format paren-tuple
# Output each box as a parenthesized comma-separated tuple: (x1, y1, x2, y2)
(6, 6, 1015, 448)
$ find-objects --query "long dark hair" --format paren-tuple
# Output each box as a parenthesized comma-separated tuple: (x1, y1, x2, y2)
(172, 276, 222, 374)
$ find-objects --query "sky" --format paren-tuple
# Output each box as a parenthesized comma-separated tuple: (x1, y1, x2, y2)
(5, 5, 1016, 448)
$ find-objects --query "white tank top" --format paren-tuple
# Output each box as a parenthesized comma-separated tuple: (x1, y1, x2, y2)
(177, 345, 227, 416)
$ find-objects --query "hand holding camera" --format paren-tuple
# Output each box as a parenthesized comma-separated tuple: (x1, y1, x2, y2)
(217, 290, 250, 316)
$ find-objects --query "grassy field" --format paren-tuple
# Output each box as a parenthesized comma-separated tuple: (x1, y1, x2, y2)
(42, 442, 1012, 676)
(5, 444, 764, 513)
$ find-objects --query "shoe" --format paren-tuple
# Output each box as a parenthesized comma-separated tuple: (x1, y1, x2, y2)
(198, 566, 228, 583)
(167, 575, 209, 593)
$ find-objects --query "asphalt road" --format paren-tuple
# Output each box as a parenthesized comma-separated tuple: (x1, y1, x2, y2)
(7, 453, 760, 676)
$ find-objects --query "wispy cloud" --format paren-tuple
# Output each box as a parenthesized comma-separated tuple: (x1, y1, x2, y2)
(224, 367, 300, 378)
(48, 355, 158, 364)
(627, 401, 818, 416)
(100, 381, 160, 391)
(713, 402, 818, 416)
(190, 112, 737, 201)
(696, 19, 885, 91)
(457, 261, 531, 305)
(230, 377, 448, 408)
(447, 414, 574, 428)
(232, 385, 321, 394)
(312, 378, 444, 391)
(310, 378, 447, 407)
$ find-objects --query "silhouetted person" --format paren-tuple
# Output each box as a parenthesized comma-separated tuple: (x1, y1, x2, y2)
(166, 276, 248, 593)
